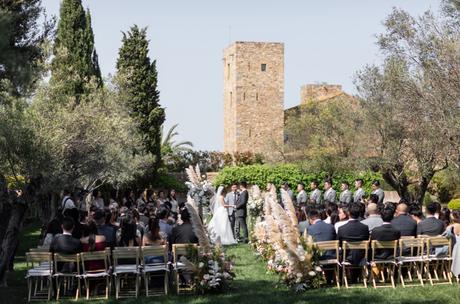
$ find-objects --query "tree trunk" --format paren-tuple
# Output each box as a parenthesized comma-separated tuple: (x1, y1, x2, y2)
(415, 173, 435, 205)
(381, 168, 412, 203)
(0, 198, 27, 287)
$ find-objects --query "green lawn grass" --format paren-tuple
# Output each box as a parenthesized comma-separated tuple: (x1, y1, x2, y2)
(2, 223, 460, 304)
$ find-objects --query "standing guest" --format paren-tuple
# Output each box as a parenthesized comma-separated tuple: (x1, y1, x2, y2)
(337, 203, 370, 282)
(136, 189, 147, 208)
(157, 207, 173, 241)
(417, 202, 445, 236)
(91, 190, 104, 210)
(168, 189, 179, 214)
(391, 203, 417, 237)
(171, 207, 198, 246)
(123, 189, 136, 209)
(61, 189, 76, 215)
(94, 210, 117, 248)
(80, 220, 107, 270)
(309, 180, 322, 205)
(334, 205, 350, 234)
(371, 208, 401, 259)
(41, 219, 62, 249)
(296, 182, 308, 206)
(339, 181, 352, 205)
(445, 210, 460, 278)
(410, 208, 424, 224)
(353, 179, 366, 203)
(361, 203, 383, 232)
(157, 190, 167, 205)
(323, 179, 337, 204)
(224, 183, 239, 238)
(234, 181, 249, 243)
(371, 180, 385, 205)
(138, 204, 150, 227)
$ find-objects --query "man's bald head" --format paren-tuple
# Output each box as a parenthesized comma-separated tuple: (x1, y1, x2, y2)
(397, 203, 408, 214)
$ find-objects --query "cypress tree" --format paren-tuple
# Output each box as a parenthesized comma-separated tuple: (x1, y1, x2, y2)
(116, 25, 165, 176)
(51, 0, 102, 102)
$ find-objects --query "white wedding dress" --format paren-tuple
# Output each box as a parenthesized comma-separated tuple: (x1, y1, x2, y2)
(208, 187, 237, 245)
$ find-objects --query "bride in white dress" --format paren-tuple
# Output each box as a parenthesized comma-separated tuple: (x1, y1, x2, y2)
(207, 186, 237, 245)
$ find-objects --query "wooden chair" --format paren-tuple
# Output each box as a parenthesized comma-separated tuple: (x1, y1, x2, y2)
(53, 253, 81, 300)
(141, 245, 169, 296)
(315, 240, 341, 288)
(79, 249, 111, 299)
(397, 238, 425, 287)
(25, 252, 53, 302)
(425, 236, 452, 285)
(112, 247, 141, 299)
(172, 244, 198, 294)
(370, 240, 398, 289)
(341, 241, 369, 288)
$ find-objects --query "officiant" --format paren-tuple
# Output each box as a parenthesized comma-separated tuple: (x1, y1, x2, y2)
(224, 183, 239, 238)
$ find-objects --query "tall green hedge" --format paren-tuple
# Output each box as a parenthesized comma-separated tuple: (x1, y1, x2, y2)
(213, 164, 382, 194)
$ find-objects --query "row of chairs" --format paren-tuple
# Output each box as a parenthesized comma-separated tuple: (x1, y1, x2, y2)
(25, 244, 198, 302)
(315, 236, 455, 289)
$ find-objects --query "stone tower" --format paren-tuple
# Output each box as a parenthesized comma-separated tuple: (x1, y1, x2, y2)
(223, 42, 284, 160)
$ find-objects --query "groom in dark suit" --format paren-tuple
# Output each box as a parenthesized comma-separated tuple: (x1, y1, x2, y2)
(235, 181, 249, 243)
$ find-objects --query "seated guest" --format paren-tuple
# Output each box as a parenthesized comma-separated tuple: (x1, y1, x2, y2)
(94, 210, 117, 248)
(63, 208, 83, 239)
(324, 202, 339, 225)
(391, 203, 417, 237)
(118, 212, 140, 246)
(143, 218, 167, 264)
(158, 207, 173, 240)
(334, 205, 349, 234)
(361, 203, 383, 232)
(41, 218, 62, 249)
(297, 208, 309, 235)
(307, 209, 336, 242)
(410, 208, 423, 224)
(439, 207, 451, 228)
(371, 208, 401, 259)
(171, 207, 198, 247)
(50, 217, 82, 272)
(80, 220, 106, 270)
(338, 203, 370, 282)
(417, 202, 445, 236)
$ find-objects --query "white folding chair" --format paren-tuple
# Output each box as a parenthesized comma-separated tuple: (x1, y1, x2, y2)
(315, 240, 341, 288)
(53, 253, 81, 300)
(25, 252, 54, 302)
(112, 247, 140, 299)
(79, 249, 111, 299)
(172, 244, 198, 294)
(141, 245, 169, 296)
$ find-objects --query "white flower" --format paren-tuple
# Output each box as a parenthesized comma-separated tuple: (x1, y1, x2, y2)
(203, 274, 210, 280)
(198, 262, 205, 268)
(308, 271, 316, 277)
(296, 273, 303, 278)
(315, 266, 322, 272)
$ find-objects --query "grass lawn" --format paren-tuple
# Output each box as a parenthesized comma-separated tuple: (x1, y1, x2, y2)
(2, 223, 460, 304)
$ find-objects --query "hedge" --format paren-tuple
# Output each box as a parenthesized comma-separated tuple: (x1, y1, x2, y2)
(448, 198, 460, 210)
(213, 164, 382, 194)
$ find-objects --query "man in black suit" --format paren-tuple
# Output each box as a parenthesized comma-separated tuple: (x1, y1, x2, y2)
(94, 209, 117, 248)
(417, 202, 445, 236)
(391, 203, 417, 237)
(234, 181, 249, 243)
(371, 208, 401, 259)
(338, 203, 370, 282)
(171, 207, 199, 246)
(49, 217, 82, 272)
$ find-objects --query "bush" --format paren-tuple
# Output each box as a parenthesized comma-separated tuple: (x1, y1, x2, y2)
(155, 174, 187, 192)
(213, 164, 381, 194)
(448, 198, 460, 210)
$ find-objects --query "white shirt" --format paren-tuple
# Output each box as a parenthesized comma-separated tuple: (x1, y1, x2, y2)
(61, 196, 76, 212)
(335, 219, 350, 234)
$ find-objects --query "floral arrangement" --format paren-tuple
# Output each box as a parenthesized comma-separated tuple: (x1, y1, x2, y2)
(180, 165, 235, 293)
(251, 186, 324, 291)
(248, 185, 264, 231)
(185, 165, 215, 219)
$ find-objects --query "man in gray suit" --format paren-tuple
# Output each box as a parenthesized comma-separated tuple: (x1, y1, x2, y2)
(371, 180, 385, 205)
(296, 182, 308, 206)
(417, 202, 445, 236)
(323, 179, 336, 203)
(309, 180, 322, 205)
(353, 178, 366, 203)
(224, 183, 239, 238)
(361, 203, 383, 232)
(339, 181, 352, 205)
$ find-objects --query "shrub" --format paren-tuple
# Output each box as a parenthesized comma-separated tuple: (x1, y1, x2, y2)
(155, 174, 187, 192)
(213, 164, 381, 195)
(448, 198, 460, 210)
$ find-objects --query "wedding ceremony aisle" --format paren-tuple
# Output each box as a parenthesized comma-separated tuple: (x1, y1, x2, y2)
(2, 222, 460, 304)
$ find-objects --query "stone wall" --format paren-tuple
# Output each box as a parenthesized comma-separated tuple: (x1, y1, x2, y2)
(223, 42, 284, 161)
(300, 84, 343, 103)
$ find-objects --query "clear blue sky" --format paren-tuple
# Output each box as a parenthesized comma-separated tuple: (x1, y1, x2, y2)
(43, 0, 441, 151)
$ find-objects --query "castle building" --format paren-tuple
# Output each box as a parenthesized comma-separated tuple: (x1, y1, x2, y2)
(223, 41, 351, 160)
(223, 42, 284, 160)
